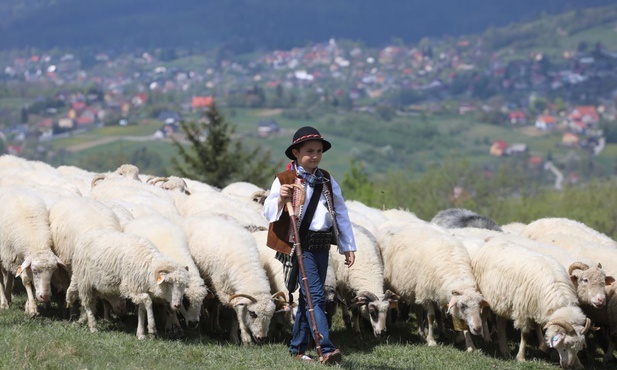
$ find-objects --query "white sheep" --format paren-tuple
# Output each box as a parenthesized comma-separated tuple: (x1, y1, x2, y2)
(519, 220, 617, 363)
(48, 196, 127, 316)
(221, 181, 268, 207)
(468, 235, 591, 368)
(376, 221, 485, 351)
(66, 230, 190, 339)
(522, 217, 617, 249)
(90, 175, 181, 219)
(182, 215, 276, 344)
(0, 187, 67, 316)
(329, 223, 398, 338)
(123, 215, 209, 334)
(174, 188, 268, 232)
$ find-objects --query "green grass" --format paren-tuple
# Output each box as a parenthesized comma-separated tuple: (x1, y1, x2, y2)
(49, 109, 617, 183)
(1, 291, 608, 370)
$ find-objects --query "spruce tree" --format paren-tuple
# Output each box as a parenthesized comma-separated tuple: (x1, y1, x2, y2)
(171, 102, 280, 188)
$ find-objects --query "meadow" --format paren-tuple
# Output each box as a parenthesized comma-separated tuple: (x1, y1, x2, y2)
(2, 289, 606, 370)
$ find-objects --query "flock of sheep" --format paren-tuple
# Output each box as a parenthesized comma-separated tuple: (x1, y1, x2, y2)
(1, 154, 617, 369)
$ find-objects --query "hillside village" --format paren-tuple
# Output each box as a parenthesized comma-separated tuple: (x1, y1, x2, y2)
(1, 28, 617, 168)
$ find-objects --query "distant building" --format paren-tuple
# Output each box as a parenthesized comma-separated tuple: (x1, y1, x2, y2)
(535, 115, 556, 130)
(257, 120, 280, 137)
(490, 140, 508, 156)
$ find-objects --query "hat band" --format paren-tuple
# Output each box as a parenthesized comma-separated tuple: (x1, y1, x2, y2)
(293, 134, 323, 144)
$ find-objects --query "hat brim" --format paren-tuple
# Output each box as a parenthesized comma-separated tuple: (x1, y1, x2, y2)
(285, 138, 331, 160)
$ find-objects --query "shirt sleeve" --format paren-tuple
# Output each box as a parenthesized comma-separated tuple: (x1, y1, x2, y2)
(330, 176, 357, 254)
(262, 177, 284, 222)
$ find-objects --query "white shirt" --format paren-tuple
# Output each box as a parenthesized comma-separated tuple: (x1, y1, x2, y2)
(263, 171, 357, 254)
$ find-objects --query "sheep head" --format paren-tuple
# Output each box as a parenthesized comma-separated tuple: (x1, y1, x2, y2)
(17, 251, 66, 303)
(569, 262, 614, 309)
(229, 292, 276, 345)
(153, 265, 189, 312)
(543, 317, 590, 369)
(351, 290, 391, 338)
(446, 289, 485, 336)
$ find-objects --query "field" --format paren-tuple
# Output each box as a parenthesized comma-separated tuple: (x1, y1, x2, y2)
(2, 290, 611, 370)
(53, 108, 613, 184)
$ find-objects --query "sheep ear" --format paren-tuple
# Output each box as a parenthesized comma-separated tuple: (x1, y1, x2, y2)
(156, 273, 167, 285)
(184, 266, 189, 271)
(16, 258, 31, 277)
(606, 276, 616, 285)
(447, 296, 458, 314)
(570, 274, 579, 285)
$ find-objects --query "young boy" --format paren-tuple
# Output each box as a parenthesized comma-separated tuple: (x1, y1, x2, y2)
(263, 126, 356, 365)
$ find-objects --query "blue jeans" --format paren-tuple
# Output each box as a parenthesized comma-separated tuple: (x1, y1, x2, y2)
(289, 249, 336, 355)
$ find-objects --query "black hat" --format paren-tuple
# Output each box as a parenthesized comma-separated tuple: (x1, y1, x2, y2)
(285, 126, 332, 160)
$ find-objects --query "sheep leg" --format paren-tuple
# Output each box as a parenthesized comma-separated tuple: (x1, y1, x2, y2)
(165, 309, 184, 338)
(496, 316, 511, 359)
(463, 330, 476, 352)
(229, 314, 241, 344)
(341, 305, 352, 330)
(351, 307, 362, 337)
(415, 304, 426, 337)
(3, 270, 14, 305)
(534, 323, 549, 352)
(516, 330, 528, 362)
(0, 272, 9, 309)
(481, 307, 492, 342)
(22, 278, 39, 317)
(424, 303, 437, 346)
(137, 303, 147, 340)
(144, 298, 157, 339)
(82, 298, 98, 333)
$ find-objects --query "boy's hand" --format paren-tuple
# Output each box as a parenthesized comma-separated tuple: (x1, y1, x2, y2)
(280, 184, 294, 199)
(344, 251, 355, 268)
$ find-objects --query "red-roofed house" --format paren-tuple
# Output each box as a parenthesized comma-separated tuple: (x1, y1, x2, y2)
(569, 106, 599, 125)
(508, 111, 527, 125)
(490, 140, 508, 156)
(562, 132, 580, 146)
(535, 115, 556, 130)
(192, 96, 214, 110)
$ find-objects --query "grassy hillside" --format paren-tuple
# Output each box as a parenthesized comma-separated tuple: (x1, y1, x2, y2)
(55, 108, 612, 186)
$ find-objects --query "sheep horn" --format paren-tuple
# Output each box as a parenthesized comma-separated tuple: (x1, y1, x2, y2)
(154, 266, 172, 278)
(544, 319, 576, 335)
(581, 318, 592, 335)
(357, 291, 379, 302)
(250, 190, 266, 204)
(271, 291, 287, 302)
(384, 289, 400, 301)
(148, 177, 169, 186)
(228, 293, 257, 304)
(91, 174, 106, 188)
(568, 262, 590, 275)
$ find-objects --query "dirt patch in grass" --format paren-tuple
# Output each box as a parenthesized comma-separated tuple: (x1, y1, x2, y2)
(254, 109, 282, 117)
(517, 126, 549, 137)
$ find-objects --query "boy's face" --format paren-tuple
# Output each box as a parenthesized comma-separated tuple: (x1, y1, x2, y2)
(292, 140, 323, 172)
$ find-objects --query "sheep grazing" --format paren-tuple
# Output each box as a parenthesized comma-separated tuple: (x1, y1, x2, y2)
(376, 221, 485, 351)
(0, 187, 67, 316)
(522, 217, 617, 249)
(182, 215, 276, 344)
(468, 235, 591, 369)
(519, 220, 617, 363)
(66, 230, 190, 339)
(330, 224, 398, 338)
(123, 215, 209, 334)
(431, 208, 503, 231)
(48, 196, 127, 317)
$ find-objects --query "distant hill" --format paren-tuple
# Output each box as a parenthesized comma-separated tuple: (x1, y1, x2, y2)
(0, 0, 616, 51)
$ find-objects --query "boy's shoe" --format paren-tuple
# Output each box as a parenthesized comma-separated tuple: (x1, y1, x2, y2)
(293, 353, 315, 362)
(321, 349, 342, 365)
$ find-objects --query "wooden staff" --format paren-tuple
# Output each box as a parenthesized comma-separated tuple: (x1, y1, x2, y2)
(286, 184, 324, 361)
